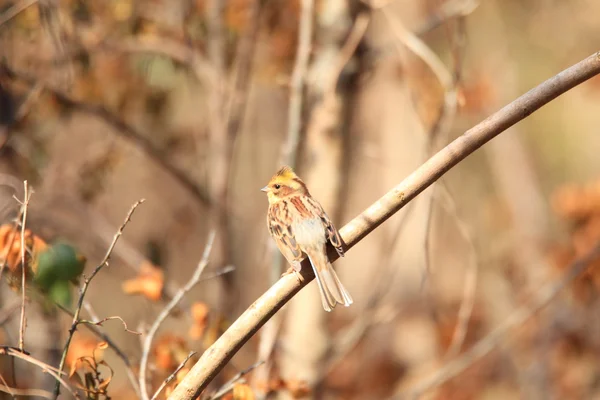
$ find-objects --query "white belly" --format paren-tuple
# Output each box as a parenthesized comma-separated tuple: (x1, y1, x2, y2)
(292, 217, 326, 248)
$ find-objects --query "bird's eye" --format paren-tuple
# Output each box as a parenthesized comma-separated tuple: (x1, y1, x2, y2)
(274, 184, 281, 189)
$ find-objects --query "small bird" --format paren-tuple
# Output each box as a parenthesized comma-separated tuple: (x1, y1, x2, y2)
(262, 166, 353, 312)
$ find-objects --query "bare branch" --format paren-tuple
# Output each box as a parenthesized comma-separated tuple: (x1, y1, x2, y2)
(80, 315, 142, 336)
(139, 231, 215, 400)
(0, 383, 53, 399)
(17, 181, 32, 351)
(208, 361, 265, 400)
(415, 0, 480, 36)
(53, 200, 144, 399)
(0, 0, 38, 27)
(281, 0, 314, 168)
(167, 51, 600, 399)
(0, 374, 14, 397)
(150, 351, 196, 400)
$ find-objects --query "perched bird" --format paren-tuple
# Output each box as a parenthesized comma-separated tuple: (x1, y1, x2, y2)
(262, 166, 353, 312)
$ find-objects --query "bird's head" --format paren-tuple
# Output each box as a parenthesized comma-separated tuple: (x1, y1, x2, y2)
(261, 166, 309, 203)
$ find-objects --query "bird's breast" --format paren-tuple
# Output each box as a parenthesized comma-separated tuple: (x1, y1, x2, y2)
(291, 217, 326, 248)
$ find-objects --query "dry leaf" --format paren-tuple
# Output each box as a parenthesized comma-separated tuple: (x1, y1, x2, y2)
(154, 334, 189, 370)
(66, 336, 104, 373)
(122, 260, 164, 301)
(0, 224, 47, 278)
(189, 301, 210, 340)
(233, 383, 255, 400)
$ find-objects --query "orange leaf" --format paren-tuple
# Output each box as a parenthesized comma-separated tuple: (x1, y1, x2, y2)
(233, 383, 255, 400)
(153, 334, 189, 370)
(189, 302, 210, 340)
(122, 261, 164, 301)
(285, 379, 311, 398)
(65, 336, 102, 370)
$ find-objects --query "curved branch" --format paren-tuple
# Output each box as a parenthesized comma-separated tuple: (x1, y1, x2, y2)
(168, 51, 600, 399)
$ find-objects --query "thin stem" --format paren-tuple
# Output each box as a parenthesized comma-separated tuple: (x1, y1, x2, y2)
(52, 200, 144, 399)
(0, 0, 38, 27)
(208, 361, 265, 400)
(139, 231, 215, 399)
(18, 181, 31, 351)
(150, 351, 196, 400)
(281, 0, 314, 168)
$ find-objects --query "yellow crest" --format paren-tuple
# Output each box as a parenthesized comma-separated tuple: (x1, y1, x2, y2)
(274, 165, 297, 181)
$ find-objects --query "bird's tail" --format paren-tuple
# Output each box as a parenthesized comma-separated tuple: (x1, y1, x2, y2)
(306, 249, 353, 312)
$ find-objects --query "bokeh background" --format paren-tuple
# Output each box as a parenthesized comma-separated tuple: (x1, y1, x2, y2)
(1, 0, 600, 398)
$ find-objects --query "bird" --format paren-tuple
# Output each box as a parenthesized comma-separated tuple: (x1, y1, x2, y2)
(262, 165, 353, 312)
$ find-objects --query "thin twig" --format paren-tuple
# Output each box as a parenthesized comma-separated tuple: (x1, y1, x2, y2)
(208, 361, 265, 400)
(0, 383, 53, 399)
(83, 301, 100, 322)
(1, 346, 78, 398)
(0, 0, 38, 27)
(415, 0, 480, 36)
(167, 51, 600, 400)
(199, 265, 236, 281)
(150, 351, 197, 400)
(17, 181, 31, 351)
(15, 83, 43, 120)
(223, 0, 262, 139)
(325, 11, 371, 98)
(80, 316, 142, 336)
(399, 242, 600, 399)
(53, 200, 144, 399)
(139, 231, 215, 400)
(0, 374, 14, 397)
(281, 0, 314, 168)
(436, 184, 479, 358)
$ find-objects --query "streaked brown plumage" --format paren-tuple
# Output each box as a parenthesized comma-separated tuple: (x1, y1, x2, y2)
(262, 166, 353, 312)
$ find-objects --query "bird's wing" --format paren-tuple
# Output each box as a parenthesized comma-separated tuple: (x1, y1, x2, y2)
(304, 196, 345, 258)
(321, 210, 344, 258)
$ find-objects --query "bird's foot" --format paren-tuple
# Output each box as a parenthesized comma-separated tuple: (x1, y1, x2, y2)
(282, 266, 303, 284)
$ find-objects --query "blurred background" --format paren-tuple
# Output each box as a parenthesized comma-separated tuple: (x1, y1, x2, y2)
(1, 0, 600, 398)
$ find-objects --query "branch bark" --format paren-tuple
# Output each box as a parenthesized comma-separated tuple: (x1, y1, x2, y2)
(167, 51, 600, 400)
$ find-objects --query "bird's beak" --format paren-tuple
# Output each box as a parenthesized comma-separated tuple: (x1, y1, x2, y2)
(260, 186, 269, 193)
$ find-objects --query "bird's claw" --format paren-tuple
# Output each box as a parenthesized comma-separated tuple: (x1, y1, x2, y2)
(282, 266, 303, 284)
